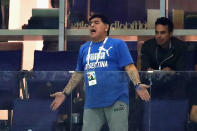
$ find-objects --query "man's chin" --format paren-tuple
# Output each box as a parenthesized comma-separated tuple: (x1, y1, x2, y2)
(90, 35, 97, 40)
(156, 41, 164, 46)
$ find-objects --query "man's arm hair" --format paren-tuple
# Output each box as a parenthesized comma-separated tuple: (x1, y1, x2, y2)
(125, 64, 141, 86)
(63, 71, 84, 95)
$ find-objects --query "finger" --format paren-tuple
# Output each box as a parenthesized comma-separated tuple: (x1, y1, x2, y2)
(141, 96, 145, 101)
(51, 101, 59, 111)
(144, 95, 150, 101)
(144, 92, 150, 101)
(51, 103, 57, 111)
(51, 92, 60, 97)
(139, 94, 146, 101)
(140, 84, 150, 89)
(50, 93, 56, 97)
(52, 105, 57, 111)
(50, 101, 55, 109)
(143, 85, 151, 88)
(138, 90, 150, 101)
(53, 102, 61, 111)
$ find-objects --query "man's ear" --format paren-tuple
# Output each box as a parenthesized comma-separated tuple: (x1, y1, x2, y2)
(169, 32, 173, 37)
(105, 24, 109, 32)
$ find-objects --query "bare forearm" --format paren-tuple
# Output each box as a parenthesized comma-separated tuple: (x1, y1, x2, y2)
(125, 64, 141, 86)
(63, 72, 84, 95)
(125, 64, 150, 101)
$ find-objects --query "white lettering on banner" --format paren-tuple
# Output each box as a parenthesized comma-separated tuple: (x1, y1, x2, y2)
(85, 61, 108, 70)
(99, 52, 105, 59)
(89, 52, 105, 61)
(85, 46, 113, 70)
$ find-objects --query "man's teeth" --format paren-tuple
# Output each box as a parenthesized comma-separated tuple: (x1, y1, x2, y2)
(91, 29, 96, 32)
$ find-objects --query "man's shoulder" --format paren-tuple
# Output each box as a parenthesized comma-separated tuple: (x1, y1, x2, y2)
(80, 41, 90, 49)
(171, 37, 185, 44)
(107, 37, 127, 48)
(108, 37, 124, 43)
(144, 38, 156, 43)
(171, 37, 187, 48)
(78, 41, 91, 54)
(143, 38, 156, 47)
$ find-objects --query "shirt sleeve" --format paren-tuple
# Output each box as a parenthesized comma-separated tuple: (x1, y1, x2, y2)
(116, 40, 134, 68)
(75, 46, 84, 71)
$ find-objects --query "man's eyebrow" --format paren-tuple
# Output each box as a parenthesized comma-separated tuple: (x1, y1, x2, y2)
(92, 20, 100, 22)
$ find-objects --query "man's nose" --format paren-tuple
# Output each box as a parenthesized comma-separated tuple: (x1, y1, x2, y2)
(90, 22, 95, 27)
(156, 33, 161, 38)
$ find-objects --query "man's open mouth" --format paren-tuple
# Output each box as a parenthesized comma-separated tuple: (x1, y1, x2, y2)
(90, 29, 96, 33)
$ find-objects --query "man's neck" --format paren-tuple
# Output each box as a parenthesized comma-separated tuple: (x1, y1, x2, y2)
(92, 36, 107, 43)
(160, 40, 171, 49)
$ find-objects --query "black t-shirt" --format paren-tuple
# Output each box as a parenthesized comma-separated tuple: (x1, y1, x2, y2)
(195, 46, 197, 65)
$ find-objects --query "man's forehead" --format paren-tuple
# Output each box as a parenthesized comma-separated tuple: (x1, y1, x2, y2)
(90, 17, 102, 22)
(156, 25, 168, 30)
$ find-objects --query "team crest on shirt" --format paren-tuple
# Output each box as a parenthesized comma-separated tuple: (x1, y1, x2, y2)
(85, 46, 113, 70)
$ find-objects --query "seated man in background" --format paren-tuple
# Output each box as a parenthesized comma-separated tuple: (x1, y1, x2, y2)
(132, 17, 189, 131)
(141, 17, 187, 71)
(140, 17, 187, 99)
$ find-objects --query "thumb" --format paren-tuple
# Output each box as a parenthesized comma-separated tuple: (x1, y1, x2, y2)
(141, 84, 150, 89)
(50, 92, 57, 97)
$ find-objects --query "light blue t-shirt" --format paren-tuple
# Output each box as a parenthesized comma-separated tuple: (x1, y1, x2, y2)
(76, 37, 134, 109)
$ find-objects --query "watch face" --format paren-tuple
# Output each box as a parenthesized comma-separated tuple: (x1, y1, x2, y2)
(137, 82, 141, 86)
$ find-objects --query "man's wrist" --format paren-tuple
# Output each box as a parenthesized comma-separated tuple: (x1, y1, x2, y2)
(62, 90, 68, 97)
(135, 82, 141, 90)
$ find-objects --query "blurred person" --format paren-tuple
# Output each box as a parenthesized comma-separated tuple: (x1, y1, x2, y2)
(141, 17, 187, 71)
(50, 14, 150, 131)
(0, 0, 9, 29)
(51, 0, 59, 8)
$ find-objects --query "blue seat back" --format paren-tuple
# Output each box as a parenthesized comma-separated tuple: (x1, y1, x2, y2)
(0, 51, 22, 109)
(27, 71, 71, 99)
(0, 51, 22, 71)
(11, 99, 58, 131)
(27, 50, 77, 99)
(33, 50, 78, 71)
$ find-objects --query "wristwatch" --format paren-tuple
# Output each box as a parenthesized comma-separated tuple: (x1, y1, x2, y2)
(135, 82, 141, 90)
(62, 90, 68, 97)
